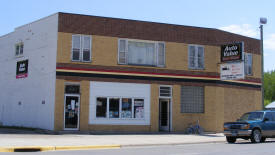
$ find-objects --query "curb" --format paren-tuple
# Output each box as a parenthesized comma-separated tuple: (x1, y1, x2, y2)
(0, 145, 121, 152)
(121, 140, 226, 148)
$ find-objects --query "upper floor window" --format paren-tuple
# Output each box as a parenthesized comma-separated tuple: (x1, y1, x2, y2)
(72, 35, 92, 62)
(118, 39, 165, 67)
(244, 53, 253, 75)
(188, 45, 204, 70)
(15, 43, 24, 56)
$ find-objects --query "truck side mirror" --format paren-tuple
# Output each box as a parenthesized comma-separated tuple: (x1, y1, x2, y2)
(264, 118, 269, 122)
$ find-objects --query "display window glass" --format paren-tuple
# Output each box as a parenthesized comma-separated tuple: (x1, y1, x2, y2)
(121, 98, 132, 118)
(109, 98, 120, 118)
(134, 99, 144, 118)
(95, 97, 144, 120)
(96, 97, 107, 118)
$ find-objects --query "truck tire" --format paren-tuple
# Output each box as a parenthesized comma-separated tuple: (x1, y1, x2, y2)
(251, 129, 262, 143)
(226, 136, 236, 143)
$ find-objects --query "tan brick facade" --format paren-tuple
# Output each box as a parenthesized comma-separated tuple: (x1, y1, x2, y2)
(54, 13, 262, 132)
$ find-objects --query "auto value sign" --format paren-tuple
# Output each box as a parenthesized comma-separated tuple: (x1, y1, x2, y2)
(16, 59, 28, 79)
(221, 42, 243, 62)
(220, 62, 244, 80)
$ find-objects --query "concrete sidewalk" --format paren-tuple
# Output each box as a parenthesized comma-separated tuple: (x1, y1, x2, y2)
(0, 128, 226, 152)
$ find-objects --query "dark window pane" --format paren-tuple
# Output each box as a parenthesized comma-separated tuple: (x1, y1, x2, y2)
(16, 45, 19, 55)
(20, 44, 24, 54)
(121, 98, 132, 118)
(96, 98, 107, 118)
(264, 112, 274, 121)
(65, 85, 80, 94)
(109, 98, 120, 118)
(72, 49, 80, 61)
(82, 50, 90, 61)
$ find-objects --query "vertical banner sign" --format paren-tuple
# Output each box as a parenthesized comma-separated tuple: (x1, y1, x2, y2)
(16, 60, 28, 79)
(221, 42, 243, 62)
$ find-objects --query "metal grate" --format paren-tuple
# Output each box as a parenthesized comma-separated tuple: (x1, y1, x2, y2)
(181, 86, 204, 113)
(159, 86, 172, 97)
(65, 85, 80, 94)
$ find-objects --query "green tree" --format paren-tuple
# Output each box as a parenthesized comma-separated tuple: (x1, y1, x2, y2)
(264, 70, 275, 106)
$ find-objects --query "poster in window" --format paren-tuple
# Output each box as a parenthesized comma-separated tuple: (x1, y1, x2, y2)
(135, 107, 144, 118)
(16, 60, 28, 79)
(134, 99, 144, 118)
(71, 100, 75, 110)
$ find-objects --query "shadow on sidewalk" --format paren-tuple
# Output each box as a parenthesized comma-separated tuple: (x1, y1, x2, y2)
(0, 126, 223, 137)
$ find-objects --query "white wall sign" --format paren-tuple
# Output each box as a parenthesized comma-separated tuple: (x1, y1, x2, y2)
(220, 62, 244, 80)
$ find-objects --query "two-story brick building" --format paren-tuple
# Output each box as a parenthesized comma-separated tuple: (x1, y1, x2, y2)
(0, 12, 262, 132)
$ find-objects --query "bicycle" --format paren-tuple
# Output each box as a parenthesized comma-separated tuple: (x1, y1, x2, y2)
(185, 120, 204, 135)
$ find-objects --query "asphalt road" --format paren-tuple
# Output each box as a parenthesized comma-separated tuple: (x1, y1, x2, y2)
(4, 140, 275, 155)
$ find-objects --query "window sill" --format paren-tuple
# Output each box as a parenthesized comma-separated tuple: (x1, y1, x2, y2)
(15, 55, 24, 58)
(188, 68, 205, 71)
(118, 63, 166, 68)
(71, 60, 92, 63)
(181, 112, 205, 114)
(95, 118, 145, 120)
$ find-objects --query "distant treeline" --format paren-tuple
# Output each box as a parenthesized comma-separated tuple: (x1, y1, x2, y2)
(264, 70, 275, 106)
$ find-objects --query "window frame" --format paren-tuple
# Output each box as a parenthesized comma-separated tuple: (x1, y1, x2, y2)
(159, 85, 173, 98)
(95, 96, 145, 120)
(15, 42, 24, 57)
(188, 44, 205, 70)
(64, 83, 80, 94)
(244, 53, 253, 76)
(71, 34, 92, 62)
(118, 38, 165, 67)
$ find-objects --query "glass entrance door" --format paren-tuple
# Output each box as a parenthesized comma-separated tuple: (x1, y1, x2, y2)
(159, 99, 170, 131)
(64, 95, 80, 130)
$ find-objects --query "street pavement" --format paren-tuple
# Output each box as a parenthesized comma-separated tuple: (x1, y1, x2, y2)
(32, 141, 275, 155)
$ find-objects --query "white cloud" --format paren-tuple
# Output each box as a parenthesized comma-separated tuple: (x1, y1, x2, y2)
(264, 34, 275, 51)
(219, 24, 275, 52)
(219, 24, 258, 38)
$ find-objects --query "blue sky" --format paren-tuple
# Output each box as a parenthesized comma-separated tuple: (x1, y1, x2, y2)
(1, 0, 274, 71)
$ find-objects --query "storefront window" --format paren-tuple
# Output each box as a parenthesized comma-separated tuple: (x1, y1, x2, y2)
(96, 97, 107, 118)
(95, 97, 145, 120)
(109, 98, 120, 118)
(134, 99, 144, 118)
(121, 98, 132, 118)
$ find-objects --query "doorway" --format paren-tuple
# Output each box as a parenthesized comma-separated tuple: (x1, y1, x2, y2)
(64, 94, 80, 130)
(159, 99, 170, 131)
